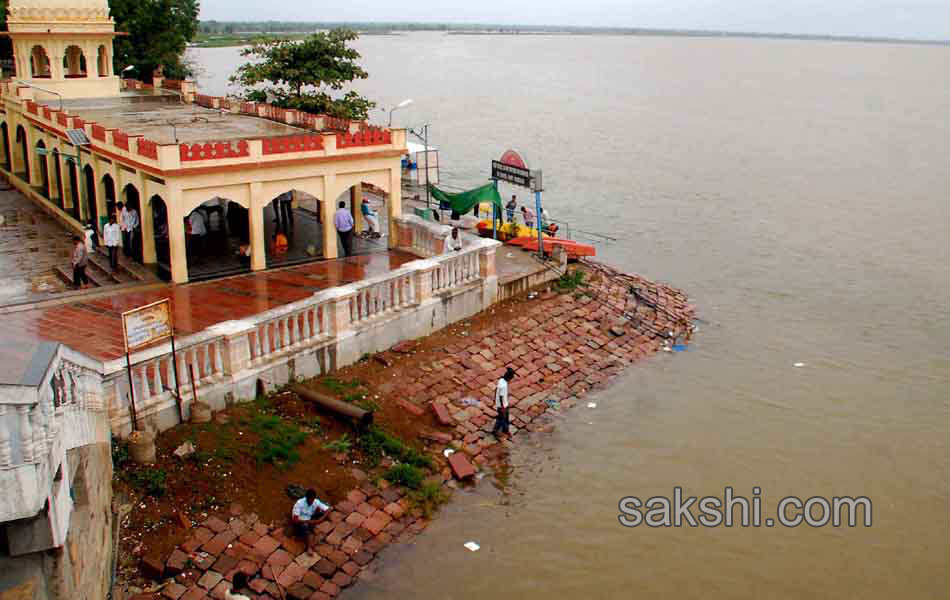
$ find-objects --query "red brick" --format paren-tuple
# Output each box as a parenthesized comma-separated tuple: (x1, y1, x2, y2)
(331, 572, 352, 588)
(287, 582, 314, 600)
(249, 578, 269, 593)
(277, 562, 308, 588)
(340, 535, 362, 555)
(345, 489, 367, 505)
(308, 592, 331, 600)
(180, 587, 207, 600)
(314, 559, 337, 577)
(202, 531, 236, 555)
(355, 503, 375, 517)
(302, 571, 324, 588)
(352, 551, 373, 566)
(238, 531, 261, 546)
(326, 549, 348, 567)
(431, 402, 455, 426)
(341, 561, 361, 577)
(252, 535, 281, 558)
(397, 398, 424, 416)
(361, 512, 392, 536)
(197, 571, 222, 590)
(344, 512, 365, 527)
(203, 516, 229, 533)
(319, 581, 340, 597)
(282, 535, 307, 556)
(448, 453, 476, 479)
(383, 502, 405, 519)
(209, 580, 230, 600)
(163, 582, 188, 600)
(141, 555, 165, 581)
(266, 549, 294, 569)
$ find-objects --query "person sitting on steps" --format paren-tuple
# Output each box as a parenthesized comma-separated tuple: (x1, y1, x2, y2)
(292, 488, 330, 556)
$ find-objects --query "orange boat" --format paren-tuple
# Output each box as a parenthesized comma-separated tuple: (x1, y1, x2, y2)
(521, 237, 596, 258)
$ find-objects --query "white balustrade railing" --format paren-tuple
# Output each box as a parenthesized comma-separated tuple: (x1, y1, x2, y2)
(348, 272, 416, 326)
(432, 247, 481, 293)
(248, 303, 329, 364)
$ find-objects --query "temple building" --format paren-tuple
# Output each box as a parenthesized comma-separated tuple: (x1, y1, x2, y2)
(0, 0, 407, 284)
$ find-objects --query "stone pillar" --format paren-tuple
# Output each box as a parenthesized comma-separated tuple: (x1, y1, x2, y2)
(326, 288, 355, 337)
(411, 259, 438, 304)
(249, 182, 266, 271)
(350, 184, 363, 233)
(140, 175, 156, 264)
(0, 405, 10, 467)
(166, 185, 189, 283)
(388, 166, 402, 249)
(17, 405, 33, 463)
(322, 175, 338, 260)
(210, 321, 255, 376)
(479, 244, 499, 309)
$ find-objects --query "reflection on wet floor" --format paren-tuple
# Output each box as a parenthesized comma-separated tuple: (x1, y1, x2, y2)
(0, 186, 74, 303)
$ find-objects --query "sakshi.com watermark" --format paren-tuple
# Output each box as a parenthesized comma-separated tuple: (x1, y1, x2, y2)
(618, 487, 872, 528)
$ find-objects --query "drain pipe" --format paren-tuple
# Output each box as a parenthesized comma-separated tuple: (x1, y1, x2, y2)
(15, 80, 64, 111)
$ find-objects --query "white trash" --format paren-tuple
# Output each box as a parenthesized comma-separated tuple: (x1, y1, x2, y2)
(587, 402, 597, 409)
(794, 362, 805, 368)
(464, 541, 480, 552)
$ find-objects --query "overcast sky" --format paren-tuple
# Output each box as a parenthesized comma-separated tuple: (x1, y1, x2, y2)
(199, 0, 950, 40)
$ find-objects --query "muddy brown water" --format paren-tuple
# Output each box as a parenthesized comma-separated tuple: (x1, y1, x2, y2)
(191, 34, 950, 598)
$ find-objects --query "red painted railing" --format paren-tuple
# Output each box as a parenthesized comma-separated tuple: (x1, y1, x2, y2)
(137, 137, 158, 160)
(262, 134, 324, 155)
(56, 113, 68, 127)
(113, 130, 129, 151)
(92, 124, 106, 142)
(179, 140, 250, 161)
(324, 116, 349, 131)
(162, 79, 182, 90)
(74, 118, 84, 129)
(240, 102, 257, 115)
(26, 101, 38, 115)
(336, 128, 392, 149)
(195, 94, 214, 108)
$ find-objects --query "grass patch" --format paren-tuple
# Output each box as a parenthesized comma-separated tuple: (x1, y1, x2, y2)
(410, 481, 450, 518)
(249, 413, 308, 468)
(128, 468, 168, 497)
(322, 377, 363, 395)
(358, 426, 433, 469)
(383, 463, 425, 490)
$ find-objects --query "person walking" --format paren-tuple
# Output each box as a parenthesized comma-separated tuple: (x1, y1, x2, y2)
(103, 213, 121, 272)
(506, 195, 517, 223)
(520, 205, 534, 229)
(71, 235, 89, 289)
(334, 201, 355, 257)
(361, 197, 380, 237)
(492, 367, 516, 438)
(280, 190, 295, 230)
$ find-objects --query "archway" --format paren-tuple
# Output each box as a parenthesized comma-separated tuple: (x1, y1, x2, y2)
(15, 125, 29, 182)
(150, 195, 170, 280)
(67, 158, 80, 221)
(30, 45, 51, 78)
(63, 45, 87, 78)
(183, 197, 250, 280)
(34, 140, 49, 199)
(334, 183, 390, 258)
(122, 183, 142, 262)
(1, 122, 11, 172)
(97, 46, 109, 77)
(84, 165, 98, 232)
(52, 149, 64, 209)
(264, 189, 329, 268)
(101, 173, 116, 217)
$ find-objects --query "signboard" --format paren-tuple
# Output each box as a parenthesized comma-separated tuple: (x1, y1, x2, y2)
(492, 160, 532, 188)
(121, 299, 173, 352)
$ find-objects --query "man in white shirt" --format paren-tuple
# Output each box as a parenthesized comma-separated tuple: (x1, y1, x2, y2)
(292, 488, 330, 555)
(492, 367, 516, 438)
(103, 213, 121, 272)
(119, 202, 140, 260)
(444, 227, 463, 254)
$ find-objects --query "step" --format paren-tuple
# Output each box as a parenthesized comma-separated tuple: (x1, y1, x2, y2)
(94, 246, 149, 282)
(87, 254, 134, 284)
(53, 265, 108, 288)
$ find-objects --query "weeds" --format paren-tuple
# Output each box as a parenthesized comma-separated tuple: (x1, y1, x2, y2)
(384, 463, 425, 490)
(111, 439, 130, 468)
(358, 426, 432, 469)
(322, 377, 362, 395)
(323, 433, 353, 454)
(249, 413, 307, 468)
(555, 269, 587, 293)
(128, 468, 168, 497)
(410, 481, 450, 517)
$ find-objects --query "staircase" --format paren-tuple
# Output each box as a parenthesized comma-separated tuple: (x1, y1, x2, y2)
(53, 246, 156, 288)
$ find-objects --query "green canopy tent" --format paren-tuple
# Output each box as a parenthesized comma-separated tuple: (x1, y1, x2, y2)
(428, 182, 502, 216)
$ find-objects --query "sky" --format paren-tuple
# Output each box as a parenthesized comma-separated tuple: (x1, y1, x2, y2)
(199, 0, 950, 41)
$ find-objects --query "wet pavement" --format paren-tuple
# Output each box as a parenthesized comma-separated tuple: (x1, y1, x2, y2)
(0, 186, 74, 304)
(0, 251, 416, 382)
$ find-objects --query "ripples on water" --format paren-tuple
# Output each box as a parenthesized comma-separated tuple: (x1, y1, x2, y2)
(192, 34, 950, 598)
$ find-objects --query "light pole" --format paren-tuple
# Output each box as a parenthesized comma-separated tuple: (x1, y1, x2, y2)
(409, 124, 431, 208)
(388, 98, 413, 127)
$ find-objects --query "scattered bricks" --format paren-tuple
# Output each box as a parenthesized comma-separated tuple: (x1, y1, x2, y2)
(181, 535, 204, 554)
(228, 519, 247, 536)
(380, 487, 402, 503)
(359, 481, 381, 497)
(266, 549, 294, 570)
(383, 521, 405, 537)
(201, 531, 235, 555)
(309, 593, 332, 600)
(361, 512, 392, 536)
(327, 549, 349, 567)
(252, 536, 281, 559)
(397, 398, 425, 417)
(303, 571, 325, 589)
(448, 452, 476, 480)
(165, 549, 188, 577)
(327, 510, 347, 524)
(356, 503, 376, 517)
(368, 496, 386, 509)
(353, 527, 374, 543)
(212, 555, 238, 576)
(163, 582, 188, 600)
(352, 551, 374, 566)
(282, 536, 307, 557)
(339, 561, 360, 579)
(346, 489, 367, 505)
(331, 572, 353, 588)
(431, 402, 455, 426)
(229, 503, 244, 517)
(203, 516, 229, 534)
(295, 552, 319, 570)
(238, 531, 261, 547)
(324, 530, 345, 546)
(141, 555, 165, 581)
(317, 520, 335, 535)
(236, 559, 259, 577)
(249, 577, 269, 593)
(180, 587, 207, 600)
(277, 562, 308, 588)
(314, 559, 337, 577)
(340, 535, 362, 555)
(224, 542, 252, 560)
(177, 512, 192, 530)
(344, 512, 366, 527)
(194, 553, 216, 571)
(409, 519, 429, 534)
(209, 580, 230, 600)
(319, 581, 340, 597)
(197, 571, 223, 590)
(287, 582, 314, 600)
(260, 564, 277, 581)
(253, 521, 270, 536)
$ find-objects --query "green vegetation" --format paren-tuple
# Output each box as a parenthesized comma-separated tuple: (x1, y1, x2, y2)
(358, 426, 433, 469)
(249, 413, 308, 468)
(229, 29, 376, 120)
(410, 481, 450, 517)
(383, 463, 425, 490)
(110, 0, 200, 79)
(555, 269, 588, 293)
(111, 438, 130, 468)
(192, 32, 307, 48)
(323, 433, 353, 454)
(128, 468, 168, 497)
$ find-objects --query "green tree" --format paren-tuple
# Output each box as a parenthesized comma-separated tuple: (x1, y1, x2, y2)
(230, 29, 376, 121)
(110, 0, 199, 80)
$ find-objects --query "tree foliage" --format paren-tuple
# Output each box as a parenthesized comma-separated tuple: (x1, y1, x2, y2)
(230, 29, 376, 121)
(110, 0, 200, 80)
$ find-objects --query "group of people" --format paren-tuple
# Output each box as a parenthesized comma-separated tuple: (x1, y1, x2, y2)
(71, 202, 139, 289)
(504, 194, 556, 234)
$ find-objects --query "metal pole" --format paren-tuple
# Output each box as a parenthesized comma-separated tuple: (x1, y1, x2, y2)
(424, 125, 430, 209)
(492, 179, 498, 240)
(170, 334, 183, 424)
(125, 351, 138, 431)
(77, 150, 87, 229)
(535, 189, 544, 259)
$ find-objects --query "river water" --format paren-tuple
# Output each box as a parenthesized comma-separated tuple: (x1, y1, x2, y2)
(190, 34, 950, 598)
